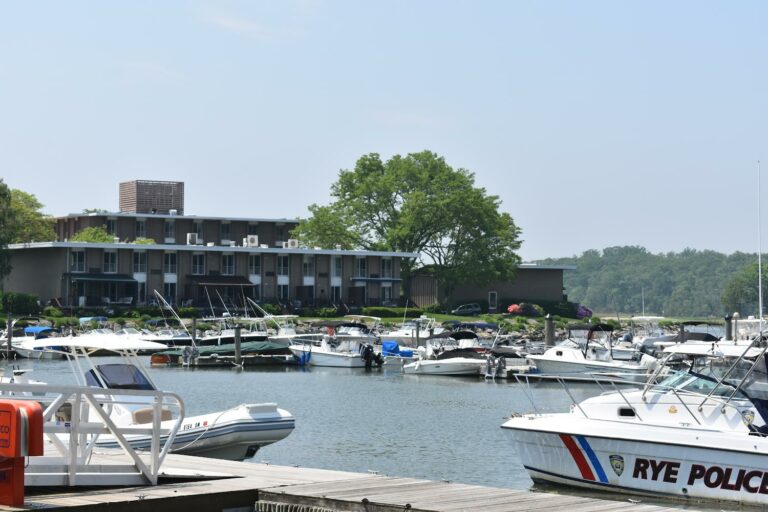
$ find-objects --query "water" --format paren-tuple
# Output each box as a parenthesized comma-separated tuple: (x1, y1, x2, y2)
(3, 357, 605, 489)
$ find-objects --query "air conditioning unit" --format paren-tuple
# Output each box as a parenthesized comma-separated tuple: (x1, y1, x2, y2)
(169, 209, 178, 216)
(186, 233, 198, 245)
(246, 235, 259, 247)
(206, 242, 215, 247)
(286, 239, 299, 249)
(229, 240, 236, 247)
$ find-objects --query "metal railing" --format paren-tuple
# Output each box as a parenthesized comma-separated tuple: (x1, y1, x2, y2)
(0, 381, 183, 486)
(511, 372, 748, 429)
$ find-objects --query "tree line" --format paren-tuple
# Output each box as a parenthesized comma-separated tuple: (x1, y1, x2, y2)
(539, 246, 760, 318)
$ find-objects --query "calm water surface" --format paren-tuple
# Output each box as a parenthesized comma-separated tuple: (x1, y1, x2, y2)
(5, 357, 601, 489)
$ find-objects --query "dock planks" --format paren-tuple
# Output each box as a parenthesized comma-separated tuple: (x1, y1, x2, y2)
(9, 451, 705, 512)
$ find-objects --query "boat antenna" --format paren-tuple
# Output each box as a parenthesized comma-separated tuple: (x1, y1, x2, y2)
(152, 289, 195, 347)
(204, 286, 215, 318)
(246, 297, 283, 329)
(216, 290, 231, 317)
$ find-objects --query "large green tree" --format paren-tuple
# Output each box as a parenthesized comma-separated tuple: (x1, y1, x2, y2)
(0, 180, 12, 284)
(10, 190, 55, 243)
(292, 151, 523, 299)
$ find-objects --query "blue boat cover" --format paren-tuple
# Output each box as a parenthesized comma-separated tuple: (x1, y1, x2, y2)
(382, 340, 401, 356)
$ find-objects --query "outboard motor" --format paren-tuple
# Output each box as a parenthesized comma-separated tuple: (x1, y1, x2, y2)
(361, 344, 375, 369)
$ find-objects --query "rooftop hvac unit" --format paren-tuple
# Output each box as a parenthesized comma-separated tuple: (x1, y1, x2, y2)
(186, 233, 198, 245)
(286, 239, 299, 249)
(229, 240, 236, 247)
(246, 235, 259, 247)
(112, 237, 120, 244)
(206, 242, 215, 247)
(169, 209, 178, 216)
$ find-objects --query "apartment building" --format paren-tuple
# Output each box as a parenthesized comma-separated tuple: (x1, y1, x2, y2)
(4, 182, 417, 310)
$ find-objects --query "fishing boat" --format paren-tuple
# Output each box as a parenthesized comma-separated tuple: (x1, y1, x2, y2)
(502, 342, 768, 505)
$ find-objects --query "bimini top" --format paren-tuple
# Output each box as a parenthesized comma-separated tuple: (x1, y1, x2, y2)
(662, 343, 764, 359)
(47, 336, 167, 353)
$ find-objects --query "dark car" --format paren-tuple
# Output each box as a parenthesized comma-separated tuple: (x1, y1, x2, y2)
(450, 303, 482, 316)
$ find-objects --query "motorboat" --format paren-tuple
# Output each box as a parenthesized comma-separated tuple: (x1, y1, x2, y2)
(288, 336, 383, 368)
(25, 336, 295, 461)
(380, 316, 446, 347)
(11, 325, 68, 359)
(402, 340, 487, 375)
(526, 324, 658, 382)
(502, 342, 768, 506)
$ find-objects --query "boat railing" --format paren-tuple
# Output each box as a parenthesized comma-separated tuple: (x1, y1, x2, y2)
(513, 373, 746, 427)
(0, 381, 183, 486)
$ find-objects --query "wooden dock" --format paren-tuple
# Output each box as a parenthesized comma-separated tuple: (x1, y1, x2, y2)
(12, 452, 704, 512)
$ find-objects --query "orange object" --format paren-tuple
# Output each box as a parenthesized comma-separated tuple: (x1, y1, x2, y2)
(0, 400, 44, 507)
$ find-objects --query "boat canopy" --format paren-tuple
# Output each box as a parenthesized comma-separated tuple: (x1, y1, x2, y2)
(24, 326, 54, 335)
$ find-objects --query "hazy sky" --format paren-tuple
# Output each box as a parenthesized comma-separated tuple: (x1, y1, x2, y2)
(2, 1, 767, 261)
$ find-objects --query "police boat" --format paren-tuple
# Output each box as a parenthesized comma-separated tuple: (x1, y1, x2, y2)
(502, 342, 768, 506)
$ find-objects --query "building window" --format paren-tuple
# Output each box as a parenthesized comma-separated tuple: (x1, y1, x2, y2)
(105, 219, 116, 236)
(71, 250, 85, 272)
(381, 286, 392, 303)
(222, 254, 235, 275)
(355, 257, 367, 278)
(331, 285, 341, 303)
(163, 253, 177, 274)
(164, 282, 177, 305)
(332, 256, 342, 278)
(278, 284, 289, 301)
(382, 258, 393, 278)
(277, 255, 289, 276)
(164, 220, 175, 242)
(103, 251, 117, 273)
(253, 284, 261, 300)
(135, 219, 146, 239)
(249, 254, 261, 275)
(133, 251, 147, 273)
(137, 282, 146, 305)
(221, 223, 231, 242)
(303, 255, 314, 277)
(194, 221, 203, 241)
(192, 254, 205, 275)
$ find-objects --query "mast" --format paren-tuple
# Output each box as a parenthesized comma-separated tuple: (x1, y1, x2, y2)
(757, 160, 763, 340)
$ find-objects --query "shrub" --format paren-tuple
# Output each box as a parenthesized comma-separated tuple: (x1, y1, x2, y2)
(177, 307, 200, 318)
(362, 307, 423, 318)
(53, 317, 78, 329)
(422, 303, 444, 314)
(259, 303, 282, 316)
(0, 292, 40, 315)
(43, 306, 63, 317)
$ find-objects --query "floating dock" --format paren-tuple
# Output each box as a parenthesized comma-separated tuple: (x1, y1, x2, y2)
(15, 451, 703, 512)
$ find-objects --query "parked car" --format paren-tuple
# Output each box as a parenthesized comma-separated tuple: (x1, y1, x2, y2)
(450, 303, 482, 316)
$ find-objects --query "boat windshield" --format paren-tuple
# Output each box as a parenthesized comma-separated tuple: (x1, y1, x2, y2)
(85, 364, 156, 390)
(656, 355, 758, 398)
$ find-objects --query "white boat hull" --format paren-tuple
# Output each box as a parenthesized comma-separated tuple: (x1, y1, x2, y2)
(402, 358, 485, 375)
(504, 415, 768, 506)
(96, 403, 294, 461)
(289, 345, 369, 367)
(527, 357, 650, 380)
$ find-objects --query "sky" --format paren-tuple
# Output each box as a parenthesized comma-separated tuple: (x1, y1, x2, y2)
(1, 1, 767, 261)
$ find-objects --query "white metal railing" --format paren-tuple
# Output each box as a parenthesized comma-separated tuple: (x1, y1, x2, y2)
(512, 373, 748, 429)
(0, 381, 183, 486)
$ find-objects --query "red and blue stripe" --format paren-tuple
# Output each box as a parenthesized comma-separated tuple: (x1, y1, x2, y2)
(559, 434, 608, 483)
